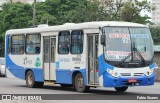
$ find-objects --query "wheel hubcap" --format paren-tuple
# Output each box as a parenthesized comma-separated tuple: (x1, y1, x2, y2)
(28, 74, 33, 85)
(77, 76, 84, 88)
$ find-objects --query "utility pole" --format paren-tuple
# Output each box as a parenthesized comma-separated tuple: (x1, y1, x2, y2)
(33, 0, 36, 27)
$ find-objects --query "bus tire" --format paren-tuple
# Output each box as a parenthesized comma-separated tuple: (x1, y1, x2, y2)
(0, 71, 2, 77)
(37, 82, 44, 88)
(60, 84, 72, 87)
(74, 73, 89, 92)
(114, 86, 128, 92)
(26, 70, 44, 88)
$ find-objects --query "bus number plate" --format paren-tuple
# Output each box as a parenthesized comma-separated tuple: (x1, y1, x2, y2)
(128, 78, 137, 83)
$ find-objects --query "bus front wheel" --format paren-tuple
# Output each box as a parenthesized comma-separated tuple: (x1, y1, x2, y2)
(114, 86, 128, 92)
(26, 71, 44, 88)
(74, 73, 89, 92)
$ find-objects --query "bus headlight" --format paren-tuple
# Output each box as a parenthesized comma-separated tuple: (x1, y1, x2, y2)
(145, 69, 154, 76)
(107, 69, 119, 77)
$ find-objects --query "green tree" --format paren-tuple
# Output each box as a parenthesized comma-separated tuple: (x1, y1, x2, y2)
(0, 0, 155, 44)
(150, 26, 160, 45)
(120, 0, 151, 24)
(0, 3, 32, 38)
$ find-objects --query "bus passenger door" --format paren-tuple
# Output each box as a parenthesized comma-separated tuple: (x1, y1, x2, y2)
(43, 37, 56, 81)
(50, 37, 56, 80)
(88, 35, 99, 85)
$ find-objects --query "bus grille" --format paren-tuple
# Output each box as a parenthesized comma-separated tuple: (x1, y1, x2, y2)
(133, 73, 144, 76)
(120, 73, 131, 76)
(120, 73, 144, 77)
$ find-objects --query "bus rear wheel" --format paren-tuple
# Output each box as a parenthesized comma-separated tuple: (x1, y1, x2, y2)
(60, 84, 72, 87)
(74, 73, 89, 92)
(114, 86, 128, 92)
(26, 71, 44, 88)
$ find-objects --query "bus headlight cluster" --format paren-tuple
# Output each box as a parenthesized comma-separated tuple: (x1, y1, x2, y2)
(107, 69, 119, 77)
(145, 69, 154, 76)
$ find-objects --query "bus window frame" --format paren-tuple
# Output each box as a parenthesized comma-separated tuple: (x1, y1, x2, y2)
(25, 33, 41, 55)
(8, 35, 11, 54)
(10, 34, 25, 55)
(70, 30, 84, 54)
(58, 31, 70, 54)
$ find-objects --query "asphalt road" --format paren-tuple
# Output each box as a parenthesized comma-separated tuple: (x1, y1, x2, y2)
(0, 77, 159, 103)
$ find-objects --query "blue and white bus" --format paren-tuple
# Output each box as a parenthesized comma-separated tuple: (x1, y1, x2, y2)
(5, 21, 156, 92)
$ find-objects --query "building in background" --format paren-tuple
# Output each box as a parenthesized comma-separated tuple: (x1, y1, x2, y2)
(152, 0, 160, 26)
(154, 45, 160, 66)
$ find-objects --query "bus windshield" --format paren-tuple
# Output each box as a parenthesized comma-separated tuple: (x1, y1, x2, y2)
(103, 27, 154, 63)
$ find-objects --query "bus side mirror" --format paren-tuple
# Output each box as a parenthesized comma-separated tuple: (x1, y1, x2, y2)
(101, 35, 106, 46)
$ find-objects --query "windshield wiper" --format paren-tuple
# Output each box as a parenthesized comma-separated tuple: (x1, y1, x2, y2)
(133, 47, 146, 66)
(132, 41, 146, 66)
(119, 41, 147, 66)
(119, 53, 132, 65)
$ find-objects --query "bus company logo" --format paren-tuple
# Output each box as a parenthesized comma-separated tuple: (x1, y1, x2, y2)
(34, 57, 41, 67)
(23, 57, 32, 65)
(72, 55, 82, 61)
(2, 95, 11, 100)
(58, 57, 70, 62)
(72, 57, 81, 62)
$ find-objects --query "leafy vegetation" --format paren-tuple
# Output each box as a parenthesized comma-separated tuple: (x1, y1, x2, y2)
(0, 0, 159, 44)
(150, 26, 160, 45)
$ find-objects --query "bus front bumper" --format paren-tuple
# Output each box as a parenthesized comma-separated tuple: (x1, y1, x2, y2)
(103, 72, 155, 87)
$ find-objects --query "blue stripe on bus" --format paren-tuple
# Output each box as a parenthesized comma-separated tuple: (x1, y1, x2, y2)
(103, 71, 155, 87)
(98, 54, 155, 87)
(6, 54, 44, 82)
(98, 54, 114, 77)
(56, 69, 87, 85)
(149, 63, 155, 69)
(6, 54, 87, 84)
(98, 54, 155, 77)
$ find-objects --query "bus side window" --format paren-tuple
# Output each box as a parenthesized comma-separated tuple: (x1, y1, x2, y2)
(71, 30, 83, 54)
(11, 35, 25, 55)
(58, 31, 70, 54)
(26, 33, 41, 54)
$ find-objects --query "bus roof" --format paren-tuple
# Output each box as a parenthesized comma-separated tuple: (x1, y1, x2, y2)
(5, 21, 148, 35)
